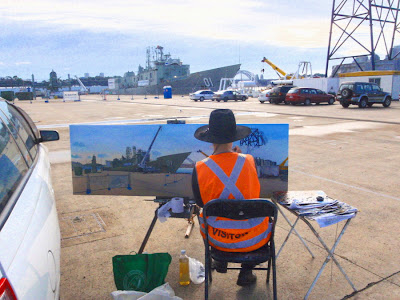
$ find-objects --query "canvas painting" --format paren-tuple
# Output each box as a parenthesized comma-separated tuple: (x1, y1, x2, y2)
(70, 123, 289, 198)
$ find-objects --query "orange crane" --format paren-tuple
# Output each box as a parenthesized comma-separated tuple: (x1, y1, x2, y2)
(279, 157, 288, 171)
(197, 149, 209, 158)
(261, 57, 290, 79)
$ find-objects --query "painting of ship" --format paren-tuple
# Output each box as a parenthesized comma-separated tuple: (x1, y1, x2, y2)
(114, 45, 241, 95)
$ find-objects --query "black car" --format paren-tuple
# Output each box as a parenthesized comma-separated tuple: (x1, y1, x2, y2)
(212, 90, 248, 102)
(336, 81, 392, 108)
(268, 85, 295, 104)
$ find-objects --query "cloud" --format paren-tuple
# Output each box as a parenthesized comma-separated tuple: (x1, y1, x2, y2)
(15, 61, 31, 66)
(0, 0, 331, 49)
(72, 141, 86, 148)
(98, 153, 108, 158)
(71, 154, 81, 159)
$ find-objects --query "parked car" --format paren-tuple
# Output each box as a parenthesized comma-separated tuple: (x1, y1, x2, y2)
(336, 81, 392, 108)
(258, 89, 271, 103)
(285, 87, 335, 105)
(0, 99, 60, 299)
(212, 90, 248, 102)
(268, 85, 295, 104)
(189, 90, 214, 101)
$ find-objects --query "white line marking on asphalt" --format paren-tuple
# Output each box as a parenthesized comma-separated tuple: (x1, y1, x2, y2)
(290, 121, 386, 137)
(292, 168, 400, 201)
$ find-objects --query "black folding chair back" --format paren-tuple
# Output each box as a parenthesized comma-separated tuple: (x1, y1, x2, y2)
(202, 198, 278, 300)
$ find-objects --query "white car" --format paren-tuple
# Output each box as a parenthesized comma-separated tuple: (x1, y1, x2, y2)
(0, 99, 60, 299)
(189, 90, 214, 101)
(258, 89, 271, 103)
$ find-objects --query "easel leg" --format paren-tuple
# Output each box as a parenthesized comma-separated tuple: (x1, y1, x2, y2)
(138, 208, 158, 254)
(185, 221, 195, 238)
(185, 205, 196, 239)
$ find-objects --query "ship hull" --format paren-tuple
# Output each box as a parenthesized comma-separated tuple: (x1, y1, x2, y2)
(119, 64, 241, 95)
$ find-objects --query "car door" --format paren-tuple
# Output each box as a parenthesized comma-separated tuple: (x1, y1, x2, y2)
(363, 83, 373, 101)
(315, 89, 326, 103)
(281, 86, 292, 102)
(371, 84, 384, 102)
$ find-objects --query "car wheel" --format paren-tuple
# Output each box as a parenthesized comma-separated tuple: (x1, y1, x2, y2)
(223, 97, 228, 102)
(328, 98, 334, 105)
(358, 98, 368, 108)
(341, 101, 350, 108)
(341, 88, 353, 99)
(199, 97, 204, 101)
(194, 99, 198, 102)
(242, 96, 246, 101)
(217, 99, 221, 102)
(304, 99, 311, 106)
(260, 101, 265, 104)
(383, 97, 392, 107)
(367, 103, 374, 107)
(284, 100, 289, 105)
(315, 102, 320, 105)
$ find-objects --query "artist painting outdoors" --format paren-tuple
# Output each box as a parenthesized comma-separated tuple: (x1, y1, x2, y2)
(192, 109, 272, 286)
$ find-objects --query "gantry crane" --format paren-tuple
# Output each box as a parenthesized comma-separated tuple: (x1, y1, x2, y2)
(261, 58, 313, 80)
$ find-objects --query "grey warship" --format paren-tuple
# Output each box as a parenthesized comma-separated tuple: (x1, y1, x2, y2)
(116, 46, 241, 95)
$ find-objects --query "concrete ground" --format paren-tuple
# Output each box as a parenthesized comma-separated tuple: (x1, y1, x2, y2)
(14, 95, 400, 299)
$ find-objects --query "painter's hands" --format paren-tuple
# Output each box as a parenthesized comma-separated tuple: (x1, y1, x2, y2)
(232, 145, 242, 153)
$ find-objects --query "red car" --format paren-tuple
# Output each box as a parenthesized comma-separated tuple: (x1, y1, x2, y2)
(285, 88, 335, 105)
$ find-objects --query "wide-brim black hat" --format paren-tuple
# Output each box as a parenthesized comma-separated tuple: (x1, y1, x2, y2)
(194, 109, 251, 144)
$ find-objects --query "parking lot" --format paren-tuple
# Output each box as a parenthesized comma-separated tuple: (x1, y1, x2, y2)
(15, 95, 400, 299)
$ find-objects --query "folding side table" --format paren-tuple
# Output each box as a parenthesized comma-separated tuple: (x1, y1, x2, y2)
(271, 191, 358, 300)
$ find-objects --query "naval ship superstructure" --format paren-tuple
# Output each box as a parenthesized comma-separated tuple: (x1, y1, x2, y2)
(116, 46, 241, 94)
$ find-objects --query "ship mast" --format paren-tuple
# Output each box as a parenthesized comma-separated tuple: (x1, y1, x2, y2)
(146, 47, 151, 70)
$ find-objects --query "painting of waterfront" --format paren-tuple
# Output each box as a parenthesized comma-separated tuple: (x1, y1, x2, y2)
(69, 123, 289, 198)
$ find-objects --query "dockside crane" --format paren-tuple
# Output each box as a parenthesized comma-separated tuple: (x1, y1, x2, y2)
(138, 126, 162, 171)
(261, 57, 289, 79)
(75, 75, 89, 94)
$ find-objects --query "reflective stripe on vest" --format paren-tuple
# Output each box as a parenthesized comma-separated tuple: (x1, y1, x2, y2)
(198, 215, 265, 230)
(202, 154, 246, 199)
(199, 220, 272, 250)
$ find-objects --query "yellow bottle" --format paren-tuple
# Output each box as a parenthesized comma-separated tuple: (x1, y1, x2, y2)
(179, 250, 190, 286)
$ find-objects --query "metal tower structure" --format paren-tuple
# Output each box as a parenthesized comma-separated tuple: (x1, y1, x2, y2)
(325, 0, 400, 77)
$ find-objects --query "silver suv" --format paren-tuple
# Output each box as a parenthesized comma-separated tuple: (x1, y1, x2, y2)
(336, 81, 392, 108)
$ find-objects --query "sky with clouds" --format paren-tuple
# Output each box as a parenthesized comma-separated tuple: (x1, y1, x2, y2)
(1, 0, 396, 81)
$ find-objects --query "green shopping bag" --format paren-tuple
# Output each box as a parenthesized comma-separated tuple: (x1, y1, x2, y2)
(112, 252, 172, 292)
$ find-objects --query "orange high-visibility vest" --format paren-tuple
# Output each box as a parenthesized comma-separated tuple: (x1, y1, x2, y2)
(196, 152, 271, 252)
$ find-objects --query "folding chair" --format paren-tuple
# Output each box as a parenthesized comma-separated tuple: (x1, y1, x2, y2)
(202, 198, 278, 300)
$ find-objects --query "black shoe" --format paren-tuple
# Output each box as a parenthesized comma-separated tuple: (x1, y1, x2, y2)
(212, 260, 228, 273)
(237, 270, 257, 286)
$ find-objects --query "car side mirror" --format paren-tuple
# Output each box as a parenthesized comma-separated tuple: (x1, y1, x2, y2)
(39, 130, 59, 142)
